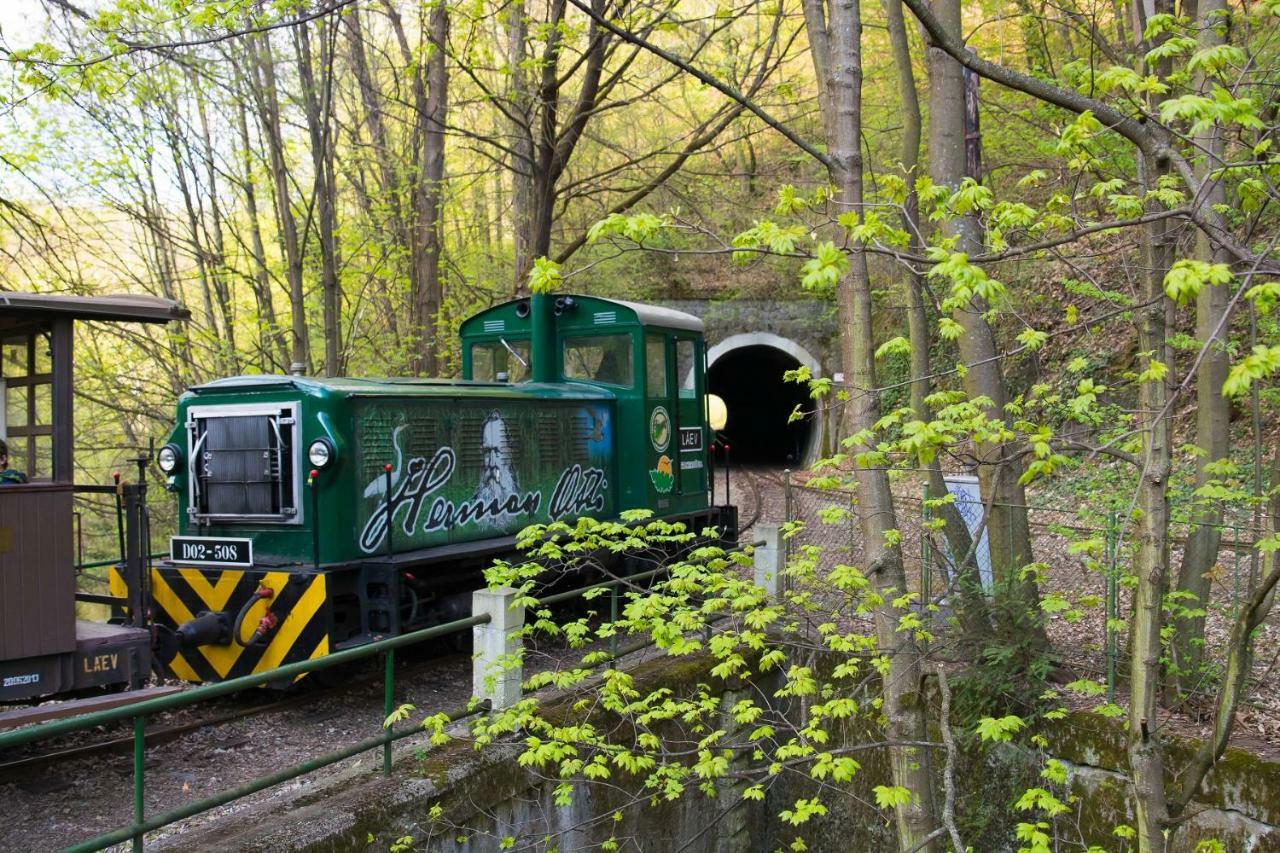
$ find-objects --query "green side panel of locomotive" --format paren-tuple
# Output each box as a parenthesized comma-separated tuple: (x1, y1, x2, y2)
(161, 377, 617, 566)
(350, 396, 616, 557)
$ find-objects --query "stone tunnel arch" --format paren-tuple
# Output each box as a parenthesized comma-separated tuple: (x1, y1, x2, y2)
(704, 333, 824, 467)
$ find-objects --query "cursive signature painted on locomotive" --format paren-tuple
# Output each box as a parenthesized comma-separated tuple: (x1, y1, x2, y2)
(358, 445, 608, 554)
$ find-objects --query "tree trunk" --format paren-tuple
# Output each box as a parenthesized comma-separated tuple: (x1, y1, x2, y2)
(232, 87, 289, 373)
(345, 7, 408, 351)
(1129, 148, 1174, 852)
(159, 102, 225, 373)
(882, 0, 992, 639)
(189, 76, 239, 375)
(414, 0, 448, 376)
(1173, 443, 1280, 816)
(247, 33, 309, 372)
(506, 0, 535, 293)
(927, 0, 1046, 646)
(1173, 0, 1230, 684)
(805, 0, 941, 847)
(511, 0, 608, 293)
(382, 0, 448, 374)
(295, 21, 342, 377)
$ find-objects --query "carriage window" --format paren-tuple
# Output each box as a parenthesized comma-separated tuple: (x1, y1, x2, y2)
(676, 339, 696, 399)
(2, 339, 26, 378)
(563, 334, 634, 387)
(471, 340, 530, 382)
(5, 383, 26, 427)
(0, 332, 52, 480)
(645, 334, 667, 398)
(32, 434, 52, 480)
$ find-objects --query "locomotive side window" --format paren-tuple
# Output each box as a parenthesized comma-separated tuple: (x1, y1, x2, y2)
(676, 339, 697, 398)
(471, 340, 530, 382)
(188, 404, 299, 522)
(645, 334, 667, 397)
(563, 334, 634, 387)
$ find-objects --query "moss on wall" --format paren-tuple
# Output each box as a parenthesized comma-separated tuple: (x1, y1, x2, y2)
(321, 654, 1280, 852)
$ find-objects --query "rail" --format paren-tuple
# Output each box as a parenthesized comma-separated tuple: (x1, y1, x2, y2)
(0, 534, 773, 853)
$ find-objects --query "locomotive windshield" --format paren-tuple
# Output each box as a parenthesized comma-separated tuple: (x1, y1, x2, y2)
(563, 333, 634, 387)
(187, 403, 299, 522)
(471, 339, 530, 382)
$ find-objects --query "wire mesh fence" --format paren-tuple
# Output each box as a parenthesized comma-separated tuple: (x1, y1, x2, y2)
(778, 471, 1273, 701)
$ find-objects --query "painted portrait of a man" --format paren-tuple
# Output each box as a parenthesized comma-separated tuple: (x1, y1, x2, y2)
(473, 410, 520, 515)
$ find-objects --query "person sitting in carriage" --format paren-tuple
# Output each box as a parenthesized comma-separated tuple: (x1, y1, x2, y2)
(0, 438, 27, 484)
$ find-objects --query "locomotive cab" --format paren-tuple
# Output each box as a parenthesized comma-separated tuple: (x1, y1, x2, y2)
(461, 293, 718, 520)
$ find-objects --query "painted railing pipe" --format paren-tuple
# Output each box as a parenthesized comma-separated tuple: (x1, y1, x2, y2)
(75, 553, 167, 572)
(0, 612, 491, 751)
(65, 701, 483, 853)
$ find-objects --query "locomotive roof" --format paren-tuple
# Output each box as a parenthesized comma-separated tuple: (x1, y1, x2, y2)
(603, 298, 703, 332)
(462, 294, 703, 333)
(189, 374, 615, 399)
(0, 291, 189, 323)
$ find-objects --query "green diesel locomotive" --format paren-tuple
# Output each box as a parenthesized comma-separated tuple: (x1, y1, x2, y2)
(122, 294, 733, 684)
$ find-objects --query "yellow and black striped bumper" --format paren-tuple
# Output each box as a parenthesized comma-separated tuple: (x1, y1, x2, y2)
(112, 565, 331, 683)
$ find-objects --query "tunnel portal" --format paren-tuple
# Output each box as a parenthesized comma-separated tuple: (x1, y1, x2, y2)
(706, 342, 816, 466)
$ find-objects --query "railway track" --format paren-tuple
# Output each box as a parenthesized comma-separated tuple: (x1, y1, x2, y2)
(729, 464, 777, 537)
(0, 651, 468, 779)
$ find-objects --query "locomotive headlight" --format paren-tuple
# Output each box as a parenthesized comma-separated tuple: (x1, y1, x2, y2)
(307, 438, 335, 469)
(157, 443, 181, 474)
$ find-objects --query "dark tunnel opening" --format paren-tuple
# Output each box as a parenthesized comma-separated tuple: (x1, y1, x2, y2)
(707, 344, 814, 466)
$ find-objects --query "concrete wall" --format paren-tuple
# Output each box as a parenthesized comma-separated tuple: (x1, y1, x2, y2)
(660, 299, 839, 373)
(167, 652, 1280, 853)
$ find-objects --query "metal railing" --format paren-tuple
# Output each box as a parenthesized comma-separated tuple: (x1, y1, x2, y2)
(0, 536, 771, 853)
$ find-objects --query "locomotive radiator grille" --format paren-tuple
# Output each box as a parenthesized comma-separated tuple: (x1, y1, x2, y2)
(188, 404, 298, 522)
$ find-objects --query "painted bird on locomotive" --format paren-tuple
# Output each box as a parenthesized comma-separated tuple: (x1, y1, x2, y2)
(131, 294, 734, 684)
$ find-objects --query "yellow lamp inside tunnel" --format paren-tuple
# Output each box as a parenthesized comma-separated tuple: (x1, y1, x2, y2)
(706, 393, 728, 432)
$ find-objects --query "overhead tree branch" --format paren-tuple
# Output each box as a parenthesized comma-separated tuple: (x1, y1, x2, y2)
(562, 0, 835, 173)
(896, 0, 1280, 274)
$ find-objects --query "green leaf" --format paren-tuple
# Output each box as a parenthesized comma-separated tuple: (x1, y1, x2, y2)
(1017, 329, 1048, 351)
(1224, 345, 1280, 397)
(975, 715, 1026, 743)
(1245, 281, 1280, 314)
(528, 257, 562, 294)
(873, 785, 913, 809)
(1187, 43, 1245, 76)
(1164, 259, 1232, 306)
(874, 336, 912, 360)
(800, 242, 849, 294)
(1145, 35, 1197, 65)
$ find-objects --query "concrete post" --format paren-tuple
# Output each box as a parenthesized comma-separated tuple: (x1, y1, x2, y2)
(753, 524, 784, 598)
(472, 587, 524, 710)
